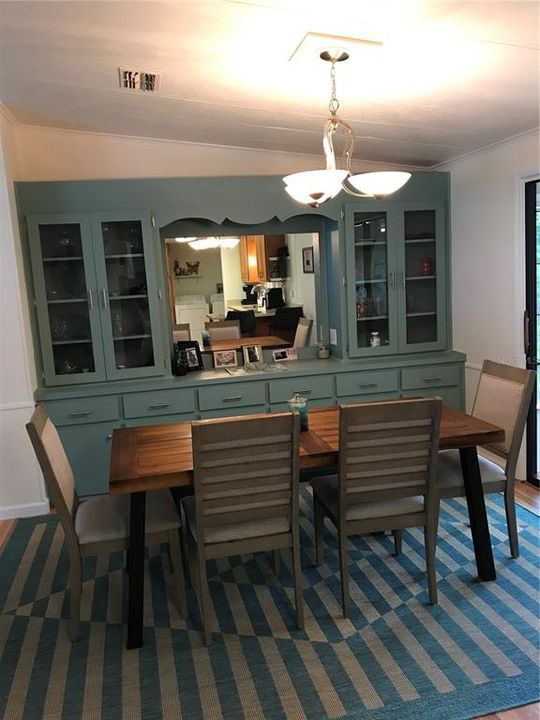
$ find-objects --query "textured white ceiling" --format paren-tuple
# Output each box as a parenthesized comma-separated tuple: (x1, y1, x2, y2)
(0, 0, 538, 167)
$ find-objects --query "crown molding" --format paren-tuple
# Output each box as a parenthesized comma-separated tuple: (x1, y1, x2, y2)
(430, 127, 539, 170)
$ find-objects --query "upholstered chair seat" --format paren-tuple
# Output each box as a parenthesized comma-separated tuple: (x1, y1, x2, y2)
(437, 450, 506, 496)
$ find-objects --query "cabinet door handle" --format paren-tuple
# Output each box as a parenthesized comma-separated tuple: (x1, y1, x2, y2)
(358, 382, 378, 389)
(101, 289, 108, 310)
(69, 410, 92, 417)
(423, 376, 441, 383)
(223, 395, 243, 402)
(88, 289, 94, 310)
(106, 434, 112, 441)
(149, 403, 170, 409)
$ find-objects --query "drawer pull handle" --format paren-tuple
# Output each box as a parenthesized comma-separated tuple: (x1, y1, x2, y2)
(358, 383, 378, 389)
(149, 403, 170, 409)
(69, 411, 92, 417)
(423, 376, 441, 383)
(223, 395, 243, 402)
(295, 389, 313, 395)
(106, 434, 112, 441)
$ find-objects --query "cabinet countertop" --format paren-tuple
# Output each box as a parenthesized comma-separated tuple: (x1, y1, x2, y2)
(227, 302, 302, 317)
(35, 350, 466, 401)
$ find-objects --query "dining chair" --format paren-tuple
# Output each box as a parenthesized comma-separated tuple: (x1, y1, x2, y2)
(226, 310, 256, 336)
(437, 360, 535, 557)
(26, 404, 188, 640)
(173, 322, 191, 342)
(182, 412, 303, 644)
(311, 397, 442, 616)
(269, 307, 303, 336)
(204, 319, 241, 341)
(293, 318, 313, 348)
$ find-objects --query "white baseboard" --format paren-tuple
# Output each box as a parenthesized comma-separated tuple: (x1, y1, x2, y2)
(0, 500, 50, 520)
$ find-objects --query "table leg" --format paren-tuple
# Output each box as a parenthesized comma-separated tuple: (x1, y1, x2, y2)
(459, 447, 496, 581)
(127, 491, 146, 649)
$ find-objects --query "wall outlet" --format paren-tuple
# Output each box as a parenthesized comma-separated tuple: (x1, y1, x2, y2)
(330, 328, 337, 345)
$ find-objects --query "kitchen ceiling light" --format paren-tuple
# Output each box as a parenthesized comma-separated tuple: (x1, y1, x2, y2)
(187, 236, 240, 250)
(283, 50, 411, 207)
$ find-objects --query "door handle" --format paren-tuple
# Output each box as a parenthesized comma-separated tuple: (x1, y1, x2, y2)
(101, 289, 108, 310)
(88, 289, 94, 310)
(524, 310, 529, 355)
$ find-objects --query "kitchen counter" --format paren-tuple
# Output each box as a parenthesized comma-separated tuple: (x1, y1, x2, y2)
(227, 301, 302, 317)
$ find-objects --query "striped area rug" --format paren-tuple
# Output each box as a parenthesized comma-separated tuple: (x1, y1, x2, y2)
(0, 490, 538, 720)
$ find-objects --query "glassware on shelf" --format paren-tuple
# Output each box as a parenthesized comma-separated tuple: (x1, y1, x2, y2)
(50, 316, 68, 340)
(112, 310, 124, 336)
(420, 257, 434, 275)
(369, 332, 381, 347)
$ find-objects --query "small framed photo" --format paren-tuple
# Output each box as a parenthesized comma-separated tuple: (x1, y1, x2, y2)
(272, 347, 298, 362)
(213, 349, 238, 368)
(172, 340, 204, 375)
(302, 246, 314, 274)
(242, 344, 263, 365)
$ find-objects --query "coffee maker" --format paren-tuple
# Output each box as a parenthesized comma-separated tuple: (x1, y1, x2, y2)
(241, 284, 257, 305)
(266, 287, 284, 309)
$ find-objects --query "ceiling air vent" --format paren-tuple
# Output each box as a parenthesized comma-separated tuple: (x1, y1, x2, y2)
(118, 68, 161, 92)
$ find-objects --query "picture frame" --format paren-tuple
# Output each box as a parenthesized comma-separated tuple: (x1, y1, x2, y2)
(272, 347, 298, 362)
(242, 344, 263, 365)
(213, 349, 238, 368)
(302, 246, 314, 274)
(172, 340, 204, 376)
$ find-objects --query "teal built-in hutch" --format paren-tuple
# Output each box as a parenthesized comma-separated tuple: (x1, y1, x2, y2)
(15, 172, 465, 495)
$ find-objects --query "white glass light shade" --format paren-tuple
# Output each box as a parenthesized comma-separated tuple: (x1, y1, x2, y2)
(188, 237, 220, 250)
(174, 236, 196, 243)
(347, 171, 411, 199)
(283, 169, 348, 206)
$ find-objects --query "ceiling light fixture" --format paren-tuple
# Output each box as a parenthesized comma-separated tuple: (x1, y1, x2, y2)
(187, 236, 240, 251)
(283, 50, 411, 208)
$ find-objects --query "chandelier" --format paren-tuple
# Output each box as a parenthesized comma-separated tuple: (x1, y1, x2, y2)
(283, 50, 411, 208)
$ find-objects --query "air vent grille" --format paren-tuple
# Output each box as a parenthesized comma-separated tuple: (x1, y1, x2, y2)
(118, 68, 161, 92)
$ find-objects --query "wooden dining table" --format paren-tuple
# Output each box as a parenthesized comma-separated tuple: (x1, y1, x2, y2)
(110, 405, 504, 649)
(203, 335, 289, 354)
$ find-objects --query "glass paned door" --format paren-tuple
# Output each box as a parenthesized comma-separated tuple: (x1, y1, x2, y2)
(28, 217, 106, 385)
(94, 215, 163, 379)
(400, 204, 446, 351)
(350, 209, 396, 354)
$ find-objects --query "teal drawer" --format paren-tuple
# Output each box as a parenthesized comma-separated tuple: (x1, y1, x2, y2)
(46, 396, 120, 427)
(268, 375, 334, 403)
(270, 397, 335, 413)
(198, 381, 266, 411)
(124, 413, 195, 427)
(339, 392, 400, 406)
(402, 364, 460, 390)
(123, 388, 195, 419)
(402, 386, 462, 410)
(200, 405, 266, 419)
(336, 369, 399, 397)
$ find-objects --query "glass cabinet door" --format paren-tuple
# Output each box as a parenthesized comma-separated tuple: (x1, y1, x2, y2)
(346, 207, 398, 355)
(93, 214, 164, 379)
(28, 216, 106, 385)
(399, 204, 446, 351)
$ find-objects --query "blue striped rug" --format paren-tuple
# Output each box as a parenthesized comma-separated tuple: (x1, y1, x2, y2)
(0, 490, 538, 720)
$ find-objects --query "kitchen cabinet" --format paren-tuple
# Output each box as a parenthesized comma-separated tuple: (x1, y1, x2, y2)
(27, 212, 165, 385)
(239, 234, 286, 282)
(345, 201, 446, 357)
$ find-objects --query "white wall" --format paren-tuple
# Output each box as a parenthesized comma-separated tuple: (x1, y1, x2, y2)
(0, 108, 47, 518)
(439, 130, 539, 478)
(168, 243, 222, 305)
(285, 233, 317, 345)
(220, 243, 243, 309)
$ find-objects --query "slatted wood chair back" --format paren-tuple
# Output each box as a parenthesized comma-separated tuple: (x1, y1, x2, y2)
(204, 320, 241, 341)
(339, 398, 442, 509)
(472, 360, 535, 476)
(191, 413, 300, 544)
(173, 322, 191, 342)
(26, 404, 79, 549)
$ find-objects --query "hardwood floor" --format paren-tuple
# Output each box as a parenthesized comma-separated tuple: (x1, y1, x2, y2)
(0, 486, 538, 720)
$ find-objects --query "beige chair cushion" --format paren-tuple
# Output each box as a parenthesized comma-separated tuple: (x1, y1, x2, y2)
(311, 475, 424, 521)
(474, 373, 524, 454)
(437, 449, 506, 492)
(75, 491, 180, 545)
(182, 496, 290, 544)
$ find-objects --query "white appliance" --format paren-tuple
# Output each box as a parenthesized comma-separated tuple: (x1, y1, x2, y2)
(175, 295, 209, 345)
(210, 293, 225, 318)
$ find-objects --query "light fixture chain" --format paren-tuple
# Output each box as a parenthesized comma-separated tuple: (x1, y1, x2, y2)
(328, 60, 339, 115)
